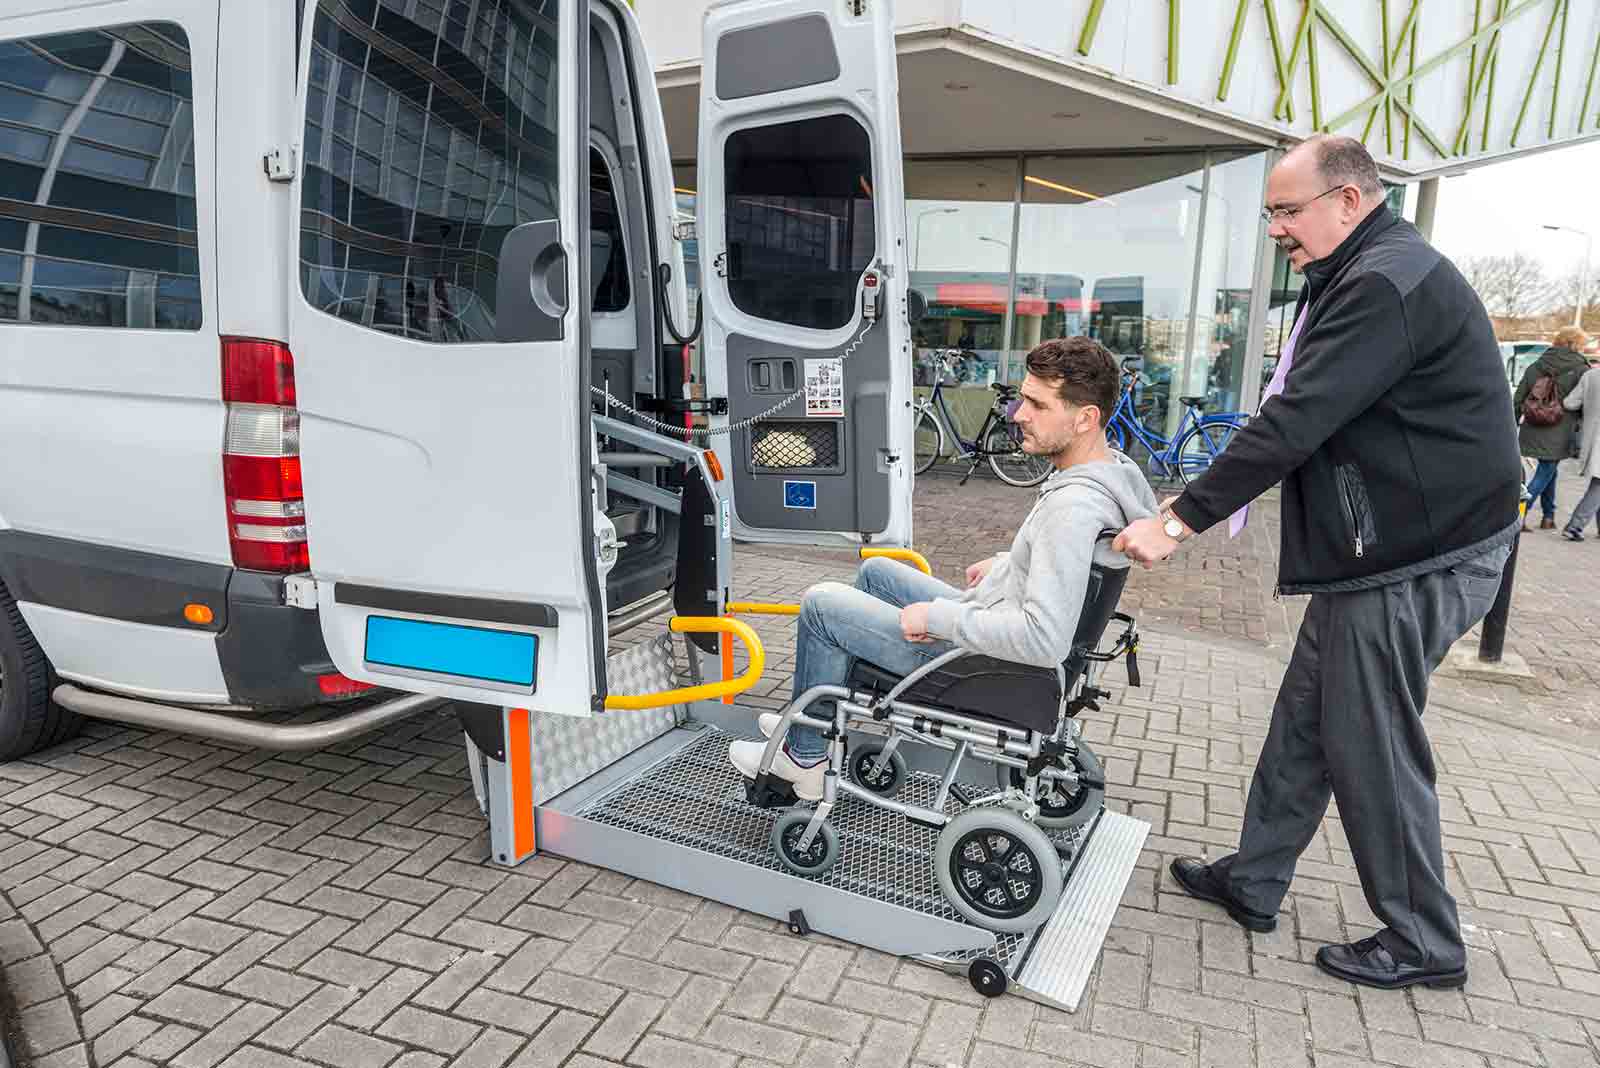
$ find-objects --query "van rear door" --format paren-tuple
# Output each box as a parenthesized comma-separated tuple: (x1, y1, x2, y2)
(288, 0, 607, 712)
(696, 0, 913, 548)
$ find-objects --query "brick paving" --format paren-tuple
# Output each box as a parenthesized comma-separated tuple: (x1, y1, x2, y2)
(1, 463, 1598, 1068)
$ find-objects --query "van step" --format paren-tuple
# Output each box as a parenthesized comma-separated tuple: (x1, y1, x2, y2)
(1012, 808, 1149, 1012)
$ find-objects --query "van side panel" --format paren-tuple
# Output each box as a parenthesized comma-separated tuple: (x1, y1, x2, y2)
(0, 2, 229, 567)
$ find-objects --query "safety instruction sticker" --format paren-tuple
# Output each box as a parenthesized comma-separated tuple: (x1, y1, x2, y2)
(804, 357, 844, 417)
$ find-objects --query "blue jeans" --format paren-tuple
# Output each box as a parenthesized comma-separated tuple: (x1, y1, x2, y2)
(786, 557, 961, 762)
(1525, 460, 1560, 520)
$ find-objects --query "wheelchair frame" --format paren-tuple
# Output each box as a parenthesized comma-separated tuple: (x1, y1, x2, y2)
(746, 612, 1140, 862)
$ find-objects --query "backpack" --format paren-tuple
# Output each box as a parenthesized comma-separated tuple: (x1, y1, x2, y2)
(1523, 370, 1565, 427)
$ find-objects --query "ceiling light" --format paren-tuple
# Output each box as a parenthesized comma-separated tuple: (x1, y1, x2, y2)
(1023, 174, 1116, 205)
(944, 81, 971, 91)
(1052, 111, 1081, 119)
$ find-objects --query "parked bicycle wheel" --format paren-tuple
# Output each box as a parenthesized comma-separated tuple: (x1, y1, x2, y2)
(1175, 420, 1239, 485)
(984, 423, 1051, 487)
(1105, 422, 1126, 453)
(914, 408, 944, 475)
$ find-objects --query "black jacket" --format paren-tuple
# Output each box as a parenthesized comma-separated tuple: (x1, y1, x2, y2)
(1172, 207, 1521, 594)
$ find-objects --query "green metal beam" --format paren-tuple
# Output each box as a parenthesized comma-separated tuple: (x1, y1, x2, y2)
(1464, 0, 1482, 147)
(1381, 0, 1395, 154)
(1551, 0, 1569, 137)
(1307, 9, 1324, 130)
(1485, 0, 1510, 151)
(1262, 0, 1295, 122)
(1168, 0, 1181, 84)
(1322, 0, 1544, 136)
(1455, 28, 1504, 152)
(1273, 2, 1317, 120)
(1078, 0, 1107, 56)
(1405, 0, 1419, 157)
(1583, 25, 1600, 132)
(1217, 0, 1251, 100)
(1511, 0, 1564, 146)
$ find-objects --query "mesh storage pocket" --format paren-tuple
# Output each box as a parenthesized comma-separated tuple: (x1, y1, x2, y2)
(750, 421, 840, 469)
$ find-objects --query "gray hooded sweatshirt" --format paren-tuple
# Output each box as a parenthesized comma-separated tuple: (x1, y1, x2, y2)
(924, 451, 1158, 667)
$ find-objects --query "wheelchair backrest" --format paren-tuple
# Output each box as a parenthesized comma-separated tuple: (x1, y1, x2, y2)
(1063, 561, 1130, 677)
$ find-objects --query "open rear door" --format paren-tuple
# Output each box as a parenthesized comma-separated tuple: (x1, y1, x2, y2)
(697, 0, 912, 548)
(287, 0, 607, 712)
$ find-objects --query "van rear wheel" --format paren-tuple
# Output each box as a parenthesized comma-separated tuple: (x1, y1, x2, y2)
(0, 578, 82, 759)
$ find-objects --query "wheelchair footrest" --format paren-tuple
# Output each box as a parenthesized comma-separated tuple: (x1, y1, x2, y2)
(745, 774, 797, 809)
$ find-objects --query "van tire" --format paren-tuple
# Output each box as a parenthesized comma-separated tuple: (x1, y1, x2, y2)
(0, 578, 82, 759)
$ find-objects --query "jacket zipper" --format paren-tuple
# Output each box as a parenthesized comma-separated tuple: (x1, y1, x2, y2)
(1337, 468, 1365, 558)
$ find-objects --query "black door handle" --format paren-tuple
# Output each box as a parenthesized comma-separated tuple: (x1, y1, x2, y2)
(496, 218, 567, 342)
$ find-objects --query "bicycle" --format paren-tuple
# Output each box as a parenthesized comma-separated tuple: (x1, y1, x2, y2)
(1105, 361, 1246, 485)
(912, 353, 1051, 488)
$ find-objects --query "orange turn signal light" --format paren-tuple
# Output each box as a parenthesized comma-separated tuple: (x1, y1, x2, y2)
(703, 450, 724, 482)
(184, 603, 214, 625)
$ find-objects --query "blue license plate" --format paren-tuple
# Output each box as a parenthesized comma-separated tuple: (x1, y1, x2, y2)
(364, 616, 538, 688)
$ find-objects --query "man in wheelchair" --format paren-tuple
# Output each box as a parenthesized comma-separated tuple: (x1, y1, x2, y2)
(729, 337, 1158, 800)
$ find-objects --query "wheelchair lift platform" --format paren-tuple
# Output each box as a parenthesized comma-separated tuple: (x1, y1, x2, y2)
(531, 697, 1149, 1012)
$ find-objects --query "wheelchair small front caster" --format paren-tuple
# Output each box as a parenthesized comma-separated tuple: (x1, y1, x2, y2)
(968, 958, 1008, 997)
(848, 741, 906, 797)
(771, 810, 840, 878)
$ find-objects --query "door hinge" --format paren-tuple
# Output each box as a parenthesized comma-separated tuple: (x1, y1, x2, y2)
(284, 574, 318, 610)
(713, 251, 728, 278)
(263, 145, 298, 183)
(848, 0, 868, 15)
(672, 218, 696, 242)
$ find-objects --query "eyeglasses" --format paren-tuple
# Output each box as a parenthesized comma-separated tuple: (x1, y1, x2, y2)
(1260, 185, 1344, 223)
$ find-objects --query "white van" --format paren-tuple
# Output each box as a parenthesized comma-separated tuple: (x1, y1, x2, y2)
(0, 0, 914, 758)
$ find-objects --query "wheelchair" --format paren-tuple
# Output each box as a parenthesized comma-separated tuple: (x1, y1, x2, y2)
(739, 558, 1141, 934)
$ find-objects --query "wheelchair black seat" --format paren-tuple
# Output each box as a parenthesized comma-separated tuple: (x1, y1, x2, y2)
(846, 562, 1131, 736)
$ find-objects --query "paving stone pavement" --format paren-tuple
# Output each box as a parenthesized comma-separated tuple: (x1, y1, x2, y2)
(2, 468, 1599, 1068)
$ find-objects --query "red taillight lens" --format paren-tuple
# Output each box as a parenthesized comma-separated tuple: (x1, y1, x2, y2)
(318, 672, 377, 697)
(223, 337, 307, 574)
(223, 337, 297, 406)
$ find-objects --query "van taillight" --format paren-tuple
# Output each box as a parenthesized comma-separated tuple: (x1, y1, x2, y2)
(222, 337, 308, 573)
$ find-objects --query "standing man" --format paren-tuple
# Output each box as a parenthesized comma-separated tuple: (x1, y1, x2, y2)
(1115, 135, 1521, 991)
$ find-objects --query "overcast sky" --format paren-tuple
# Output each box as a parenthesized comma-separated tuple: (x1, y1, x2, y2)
(1429, 138, 1600, 279)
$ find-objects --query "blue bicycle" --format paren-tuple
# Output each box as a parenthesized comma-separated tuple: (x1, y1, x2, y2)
(1106, 364, 1246, 485)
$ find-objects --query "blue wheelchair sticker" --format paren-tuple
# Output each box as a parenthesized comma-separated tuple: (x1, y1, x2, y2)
(783, 480, 817, 510)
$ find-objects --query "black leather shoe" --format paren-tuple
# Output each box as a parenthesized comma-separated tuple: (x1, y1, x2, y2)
(1315, 936, 1467, 990)
(1168, 857, 1277, 932)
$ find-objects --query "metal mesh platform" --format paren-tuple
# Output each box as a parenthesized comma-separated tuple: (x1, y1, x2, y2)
(572, 725, 1091, 974)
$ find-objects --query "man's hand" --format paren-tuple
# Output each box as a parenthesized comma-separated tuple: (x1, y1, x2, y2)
(900, 602, 934, 642)
(965, 556, 996, 588)
(1112, 516, 1181, 569)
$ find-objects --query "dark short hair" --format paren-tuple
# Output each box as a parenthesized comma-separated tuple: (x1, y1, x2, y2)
(1024, 337, 1120, 427)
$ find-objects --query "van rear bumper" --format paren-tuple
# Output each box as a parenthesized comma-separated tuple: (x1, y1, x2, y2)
(0, 531, 341, 710)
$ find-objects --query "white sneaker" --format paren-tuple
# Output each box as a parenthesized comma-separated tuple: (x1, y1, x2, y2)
(728, 739, 826, 801)
(757, 712, 781, 738)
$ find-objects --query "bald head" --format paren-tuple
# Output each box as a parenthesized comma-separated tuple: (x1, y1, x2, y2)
(1266, 135, 1387, 272)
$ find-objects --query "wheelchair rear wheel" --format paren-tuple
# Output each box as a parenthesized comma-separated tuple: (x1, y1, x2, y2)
(935, 807, 1063, 933)
(994, 741, 1105, 832)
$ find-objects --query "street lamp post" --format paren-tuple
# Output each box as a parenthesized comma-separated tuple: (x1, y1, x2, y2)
(914, 207, 959, 269)
(1543, 223, 1593, 328)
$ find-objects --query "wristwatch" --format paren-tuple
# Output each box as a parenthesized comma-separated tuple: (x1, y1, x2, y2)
(1161, 508, 1188, 541)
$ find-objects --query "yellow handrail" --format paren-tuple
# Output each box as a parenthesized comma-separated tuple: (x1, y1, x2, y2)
(726, 601, 801, 616)
(603, 616, 766, 710)
(860, 546, 932, 575)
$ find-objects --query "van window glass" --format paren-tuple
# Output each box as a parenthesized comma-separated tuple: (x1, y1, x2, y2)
(0, 23, 200, 329)
(590, 146, 628, 313)
(299, 0, 559, 343)
(723, 113, 874, 331)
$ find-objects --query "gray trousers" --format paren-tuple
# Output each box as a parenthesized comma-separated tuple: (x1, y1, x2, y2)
(1564, 477, 1600, 534)
(1211, 544, 1509, 970)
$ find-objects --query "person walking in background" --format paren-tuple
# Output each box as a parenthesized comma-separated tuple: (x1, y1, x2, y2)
(1513, 326, 1589, 529)
(1560, 363, 1600, 541)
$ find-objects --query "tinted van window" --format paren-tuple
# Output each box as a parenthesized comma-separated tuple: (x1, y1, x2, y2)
(299, 0, 560, 343)
(0, 23, 200, 329)
(723, 113, 875, 331)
